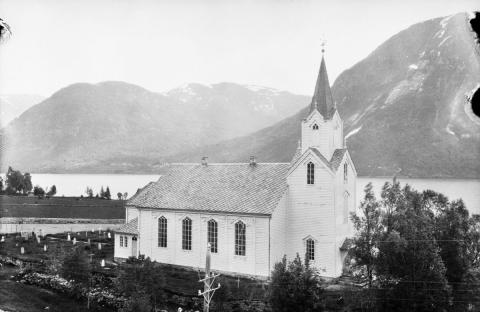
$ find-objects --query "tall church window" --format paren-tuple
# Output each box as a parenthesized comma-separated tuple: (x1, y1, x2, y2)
(158, 216, 167, 248)
(120, 235, 124, 247)
(312, 123, 319, 130)
(306, 238, 315, 261)
(307, 162, 315, 184)
(182, 217, 192, 250)
(124, 236, 128, 247)
(344, 163, 348, 183)
(344, 192, 350, 224)
(208, 219, 218, 253)
(235, 221, 246, 256)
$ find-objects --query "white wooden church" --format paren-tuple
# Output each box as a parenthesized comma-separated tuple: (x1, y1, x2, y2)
(114, 53, 357, 278)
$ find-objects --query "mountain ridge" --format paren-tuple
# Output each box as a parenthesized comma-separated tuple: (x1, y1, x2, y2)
(168, 12, 480, 178)
(1, 13, 479, 178)
(0, 81, 308, 172)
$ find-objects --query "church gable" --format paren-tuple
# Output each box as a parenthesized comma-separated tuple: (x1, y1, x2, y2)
(287, 147, 334, 178)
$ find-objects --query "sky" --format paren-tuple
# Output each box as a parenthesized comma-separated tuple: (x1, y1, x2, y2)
(0, 0, 478, 97)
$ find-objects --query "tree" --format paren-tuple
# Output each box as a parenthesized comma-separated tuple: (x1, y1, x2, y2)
(350, 182, 382, 288)
(350, 181, 453, 311)
(123, 192, 128, 200)
(0, 176, 4, 192)
(119, 293, 152, 312)
(269, 254, 324, 312)
(117, 192, 123, 200)
(432, 196, 480, 311)
(47, 185, 57, 196)
(23, 172, 33, 194)
(85, 186, 93, 198)
(62, 247, 91, 286)
(116, 257, 166, 310)
(100, 186, 105, 198)
(0, 18, 12, 43)
(6, 166, 25, 194)
(33, 185, 45, 196)
(105, 186, 111, 200)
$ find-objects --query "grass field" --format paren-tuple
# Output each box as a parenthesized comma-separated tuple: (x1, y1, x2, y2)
(0, 195, 125, 219)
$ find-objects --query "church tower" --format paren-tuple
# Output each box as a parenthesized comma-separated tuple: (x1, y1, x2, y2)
(300, 51, 344, 160)
(285, 47, 357, 277)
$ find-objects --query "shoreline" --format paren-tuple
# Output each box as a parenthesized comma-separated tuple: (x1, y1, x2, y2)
(3, 172, 479, 180)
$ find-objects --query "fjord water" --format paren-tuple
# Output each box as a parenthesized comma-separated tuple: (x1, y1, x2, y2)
(26, 174, 480, 215)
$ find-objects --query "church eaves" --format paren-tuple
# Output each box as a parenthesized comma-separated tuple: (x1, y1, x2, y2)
(309, 55, 336, 119)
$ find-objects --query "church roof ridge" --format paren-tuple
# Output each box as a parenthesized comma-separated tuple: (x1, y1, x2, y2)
(128, 163, 290, 215)
(166, 162, 290, 166)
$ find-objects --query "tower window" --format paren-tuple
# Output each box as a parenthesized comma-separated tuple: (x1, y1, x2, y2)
(307, 162, 315, 184)
(306, 238, 315, 261)
(235, 221, 246, 256)
(208, 219, 218, 253)
(182, 217, 192, 250)
(344, 163, 348, 183)
(158, 216, 167, 248)
(312, 123, 319, 130)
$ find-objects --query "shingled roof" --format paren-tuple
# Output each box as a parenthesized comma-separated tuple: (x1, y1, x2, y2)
(116, 217, 138, 235)
(330, 149, 347, 171)
(127, 163, 290, 215)
(309, 55, 336, 119)
(309, 148, 334, 171)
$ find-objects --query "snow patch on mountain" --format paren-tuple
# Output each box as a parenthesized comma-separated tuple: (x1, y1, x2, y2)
(440, 15, 453, 28)
(435, 29, 445, 38)
(385, 73, 425, 105)
(438, 36, 451, 47)
(245, 85, 281, 95)
(446, 124, 456, 136)
(345, 126, 362, 140)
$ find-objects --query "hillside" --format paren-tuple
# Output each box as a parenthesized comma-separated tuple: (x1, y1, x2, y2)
(1, 13, 479, 177)
(0, 82, 307, 172)
(174, 13, 480, 178)
(0, 94, 45, 128)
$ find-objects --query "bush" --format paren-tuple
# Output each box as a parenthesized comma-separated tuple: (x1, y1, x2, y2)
(269, 254, 324, 312)
(61, 247, 91, 285)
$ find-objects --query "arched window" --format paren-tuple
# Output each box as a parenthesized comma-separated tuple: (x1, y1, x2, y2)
(158, 216, 167, 248)
(344, 163, 348, 183)
(312, 123, 319, 130)
(344, 192, 350, 224)
(235, 221, 246, 256)
(182, 217, 192, 250)
(306, 238, 315, 261)
(208, 219, 218, 253)
(307, 162, 315, 184)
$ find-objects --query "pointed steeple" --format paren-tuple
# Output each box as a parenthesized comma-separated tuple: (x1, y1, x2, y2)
(309, 50, 335, 119)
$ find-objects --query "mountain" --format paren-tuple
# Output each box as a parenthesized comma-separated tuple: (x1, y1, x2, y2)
(0, 94, 45, 127)
(174, 13, 480, 178)
(0, 82, 307, 172)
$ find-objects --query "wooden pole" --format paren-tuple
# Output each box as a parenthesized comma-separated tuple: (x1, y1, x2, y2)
(204, 243, 211, 312)
(198, 243, 220, 312)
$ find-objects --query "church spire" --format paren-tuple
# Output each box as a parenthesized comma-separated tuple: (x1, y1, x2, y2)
(309, 46, 335, 119)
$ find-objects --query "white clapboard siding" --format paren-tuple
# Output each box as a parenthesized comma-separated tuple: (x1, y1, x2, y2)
(269, 193, 288, 270)
(136, 209, 270, 276)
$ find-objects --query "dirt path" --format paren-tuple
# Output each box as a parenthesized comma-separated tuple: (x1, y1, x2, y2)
(0, 265, 97, 312)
